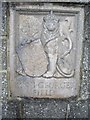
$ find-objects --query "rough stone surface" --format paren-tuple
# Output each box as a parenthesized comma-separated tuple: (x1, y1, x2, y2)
(0, 3, 2, 119)
(2, 0, 89, 3)
(78, 4, 89, 100)
(2, 100, 21, 118)
(68, 100, 88, 118)
(88, 5, 90, 120)
(22, 98, 67, 118)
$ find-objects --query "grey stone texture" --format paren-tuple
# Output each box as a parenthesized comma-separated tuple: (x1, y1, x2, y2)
(22, 99, 67, 118)
(2, 100, 21, 118)
(0, 2, 2, 120)
(1, 2, 90, 119)
(68, 100, 88, 118)
(2, 0, 89, 3)
(79, 4, 89, 100)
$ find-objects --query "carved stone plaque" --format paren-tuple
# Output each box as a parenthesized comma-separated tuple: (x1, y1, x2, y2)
(9, 4, 84, 98)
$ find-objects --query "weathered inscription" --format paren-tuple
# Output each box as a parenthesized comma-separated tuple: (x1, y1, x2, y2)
(27, 78, 77, 98)
(33, 89, 55, 96)
(34, 81, 73, 89)
(32, 83, 72, 96)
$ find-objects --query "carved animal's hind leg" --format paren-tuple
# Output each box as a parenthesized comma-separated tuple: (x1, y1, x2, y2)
(43, 54, 57, 77)
(43, 39, 58, 77)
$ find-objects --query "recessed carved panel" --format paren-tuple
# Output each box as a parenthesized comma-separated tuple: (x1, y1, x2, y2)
(9, 4, 84, 98)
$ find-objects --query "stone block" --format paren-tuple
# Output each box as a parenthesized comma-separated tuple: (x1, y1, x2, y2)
(9, 3, 84, 98)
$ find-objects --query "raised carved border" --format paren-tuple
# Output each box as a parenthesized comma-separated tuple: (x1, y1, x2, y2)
(9, 3, 84, 98)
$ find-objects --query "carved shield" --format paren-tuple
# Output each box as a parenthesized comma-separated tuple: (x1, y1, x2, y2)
(17, 39, 48, 77)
